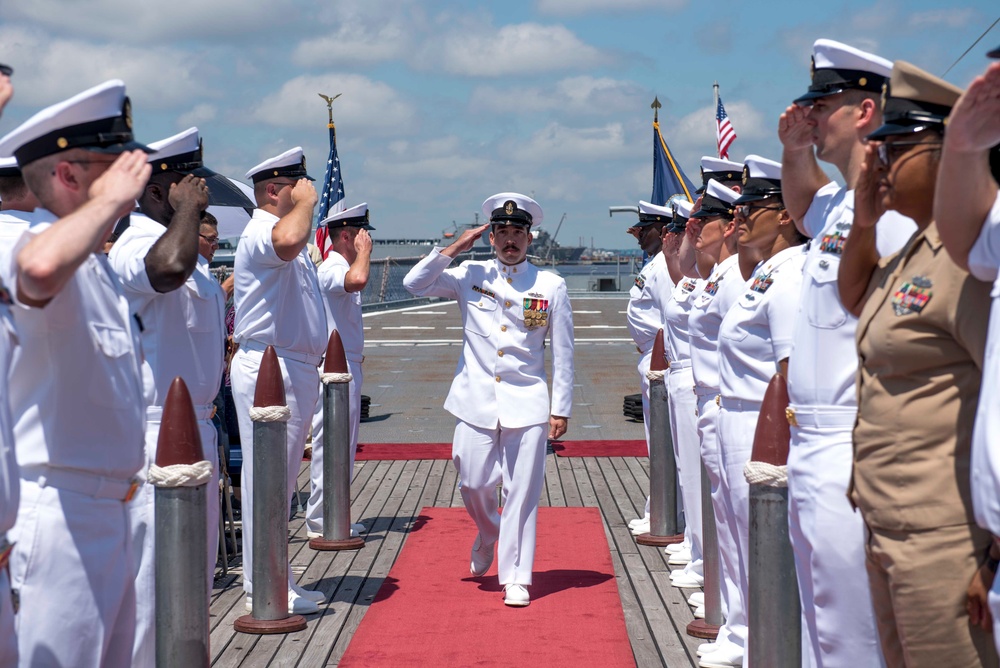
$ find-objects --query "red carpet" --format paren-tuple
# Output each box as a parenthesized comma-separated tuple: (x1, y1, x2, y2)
(339, 507, 636, 667)
(552, 439, 647, 458)
(355, 442, 452, 460)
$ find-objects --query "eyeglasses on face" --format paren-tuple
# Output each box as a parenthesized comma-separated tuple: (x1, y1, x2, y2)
(199, 233, 220, 246)
(875, 140, 942, 167)
(735, 203, 784, 217)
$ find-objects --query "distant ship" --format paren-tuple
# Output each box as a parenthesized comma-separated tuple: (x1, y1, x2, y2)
(526, 226, 585, 264)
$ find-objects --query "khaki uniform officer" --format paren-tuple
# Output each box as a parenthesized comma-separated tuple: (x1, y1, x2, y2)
(625, 200, 674, 534)
(839, 61, 997, 668)
(306, 203, 373, 539)
(107, 127, 226, 666)
(403, 192, 574, 607)
(0, 79, 151, 667)
(231, 147, 327, 614)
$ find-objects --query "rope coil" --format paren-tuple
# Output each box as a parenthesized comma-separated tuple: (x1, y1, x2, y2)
(744, 460, 788, 487)
(148, 461, 213, 488)
(321, 372, 353, 384)
(249, 405, 291, 422)
(646, 369, 666, 382)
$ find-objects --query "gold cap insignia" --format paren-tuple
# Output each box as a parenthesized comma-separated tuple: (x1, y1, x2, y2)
(742, 165, 750, 186)
(881, 82, 889, 112)
(123, 97, 133, 131)
(301, 156, 307, 171)
(809, 55, 815, 80)
(504, 200, 516, 215)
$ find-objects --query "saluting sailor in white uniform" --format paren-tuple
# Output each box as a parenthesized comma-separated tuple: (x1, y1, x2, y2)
(0, 80, 150, 667)
(306, 203, 373, 539)
(686, 183, 748, 656)
(662, 205, 706, 589)
(107, 127, 226, 666)
(0, 157, 37, 245)
(676, 157, 744, 280)
(230, 147, 328, 614)
(709, 156, 807, 668)
(779, 39, 915, 668)
(403, 193, 574, 608)
(625, 200, 675, 535)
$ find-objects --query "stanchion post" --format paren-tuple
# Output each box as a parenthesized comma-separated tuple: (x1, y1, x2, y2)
(746, 373, 800, 667)
(311, 330, 364, 551)
(687, 461, 722, 639)
(154, 377, 210, 667)
(637, 330, 684, 547)
(234, 346, 307, 634)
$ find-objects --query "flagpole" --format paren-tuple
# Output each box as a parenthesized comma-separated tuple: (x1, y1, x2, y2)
(713, 82, 720, 159)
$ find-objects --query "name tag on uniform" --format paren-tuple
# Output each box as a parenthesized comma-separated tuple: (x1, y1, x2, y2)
(891, 276, 932, 316)
(523, 297, 549, 329)
(472, 284, 496, 300)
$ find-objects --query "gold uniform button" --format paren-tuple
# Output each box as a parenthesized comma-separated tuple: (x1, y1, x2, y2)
(495, 376, 501, 382)
(500, 325, 507, 332)
(498, 350, 504, 357)
(505, 300, 511, 307)
(507, 277, 512, 284)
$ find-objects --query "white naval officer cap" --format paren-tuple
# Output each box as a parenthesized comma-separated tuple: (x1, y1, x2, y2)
(672, 198, 694, 220)
(482, 192, 543, 227)
(147, 127, 255, 208)
(321, 202, 375, 231)
(691, 179, 739, 219)
(734, 155, 783, 204)
(697, 156, 743, 193)
(635, 200, 672, 228)
(245, 146, 315, 184)
(0, 79, 150, 166)
(0, 156, 19, 178)
(795, 39, 892, 106)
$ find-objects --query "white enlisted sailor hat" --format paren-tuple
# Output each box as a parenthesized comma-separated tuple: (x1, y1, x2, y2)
(734, 155, 783, 204)
(245, 146, 315, 183)
(691, 179, 739, 219)
(635, 200, 672, 228)
(147, 127, 255, 208)
(794, 39, 892, 106)
(482, 192, 543, 227)
(320, 202, 375, 231)
(697, 156, 743, 193)
(0, 156, 19, 178)
(0, 79, 149, 166)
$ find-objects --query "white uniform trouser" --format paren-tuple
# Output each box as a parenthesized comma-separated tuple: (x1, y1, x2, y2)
(0, 569, 15, 665)
(10, 479, 136, 667)
(231, 347, 320, 594)
(306, 359, 362, 533)
(697, 392, 746, 654)
(453, 420, 547, 586)
(668, 364, 702, 575)
(787, 406, 883, 668)
(130, 409, 219, 668)
(639, 352, 652, 517)
(717, 401, 759, 661)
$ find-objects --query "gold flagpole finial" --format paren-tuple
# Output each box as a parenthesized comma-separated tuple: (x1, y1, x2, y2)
(651, 96, 661, 123)
(318, 93, 342, 128)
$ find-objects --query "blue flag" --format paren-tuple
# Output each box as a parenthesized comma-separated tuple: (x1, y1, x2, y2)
(652, 120, 695, 206)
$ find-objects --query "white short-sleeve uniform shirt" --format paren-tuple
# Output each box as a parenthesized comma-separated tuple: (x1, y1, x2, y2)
(317, 250, 364, 363)
(689, 254, 744, 392)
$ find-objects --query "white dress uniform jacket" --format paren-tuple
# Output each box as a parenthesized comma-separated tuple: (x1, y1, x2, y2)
(627, 252, 673, 356)
(0, 272, 18, 665)
(108, 213, 227, 667)
(3, 210, 145, 667)
(402, 248, 574, 428)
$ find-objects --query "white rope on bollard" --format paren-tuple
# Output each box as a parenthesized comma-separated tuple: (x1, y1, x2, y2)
(249, 405, 291, 422)
(744, 460, 788, 488)
(148, 460, 214, 488)
(321, 372, 353, 384)
(646, 369, 666, 382)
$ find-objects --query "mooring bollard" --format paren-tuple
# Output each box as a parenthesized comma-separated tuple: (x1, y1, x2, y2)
(311, 330, 364, 552)
(152, 377, 212, 667)
(744, 373, 800, 667)
(687, 461, 721, 639)
(234, 346, 307, 635)
(637, 330, 684, 547)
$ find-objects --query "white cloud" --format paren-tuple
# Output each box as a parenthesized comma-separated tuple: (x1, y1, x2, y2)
(176, 104, 218, 129)
(470, 75, 649, 115)
(0, 25, 206, 109)
(537, 0, 686, 16)
(503, 122, 632, 164)
(251, 74, 417, 134)
(672, 100, 770, 149)
(363, 136, 493, 182)
(293, 27, 412, 68)
(908, 8, 977, 29)
(418, 23, 608, 76)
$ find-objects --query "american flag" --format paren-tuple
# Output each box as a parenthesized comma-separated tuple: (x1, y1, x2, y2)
(716, 95, 737, 160)
(314, 123, 346, 259)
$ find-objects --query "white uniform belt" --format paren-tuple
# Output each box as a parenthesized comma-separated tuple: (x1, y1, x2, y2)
(146, 404, 215, 422)
(786, 405, 857, 429)
(720, 396, 763, 412)
(21, 466, 140, 502)
(693, 385, 719, 397)
(667, 359, 692, 371)
(241, 339, 323, 367)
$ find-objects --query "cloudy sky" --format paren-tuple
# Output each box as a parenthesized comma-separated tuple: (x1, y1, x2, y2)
(0, 0, 996, 249)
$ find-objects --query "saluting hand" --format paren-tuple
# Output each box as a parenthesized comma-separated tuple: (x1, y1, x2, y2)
(945, 61, 1000, 154)
(778, 104, 813, 151)
(168, 174, 209, 213)
(450, 222, 491, 255)
(853, 143, 883, 230)
(354, 228, 373, 255)
(89, 150, 153, 221)
(290, 178, 319, 209)
(0, 72, 12, 118)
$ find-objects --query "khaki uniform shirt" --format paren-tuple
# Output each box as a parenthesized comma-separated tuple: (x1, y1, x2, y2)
(852, 223, 991, 531)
